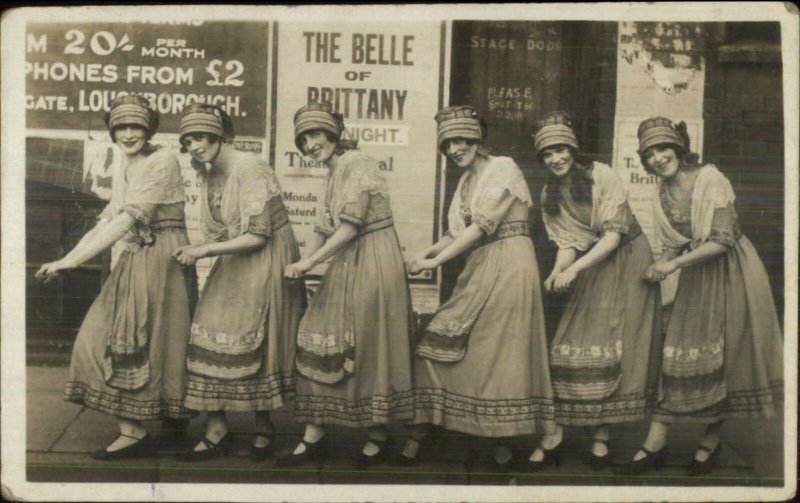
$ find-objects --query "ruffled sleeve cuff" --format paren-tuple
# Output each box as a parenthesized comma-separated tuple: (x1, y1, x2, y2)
(599, 202, 638, 236)
(704, 204, 739, 248)
(338, 204, 366, 227)
(472, 187, 516, 237)
(473, 212, 499, 236)
(242, 192, 275, 238)
(336, 191, 371, 228)
(707, 229, 738, 248)
(246, 213, 272, 238)
(121, 203, 154, 247)
(122, 203, 151, 226)
(314, 223, 335, 237)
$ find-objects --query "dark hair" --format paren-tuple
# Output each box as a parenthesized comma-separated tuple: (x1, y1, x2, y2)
(537, 142, 592, 165)
(440, 137, 491, 159)
(298, 129, 357, 157)
(178, 103, 234, 155)
(183, 133, 223, 173)
(181, 132, 224, 157)
(639, 121, 700, 175)
(541, 146, 594, 216)
(140, 142, 160, 157)
(639, 143, 701, 175)
(109, 123, 154, 142)
(109, 126, 160, 158)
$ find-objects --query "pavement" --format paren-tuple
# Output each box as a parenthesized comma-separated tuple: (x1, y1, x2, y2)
(25, 364, 785, 487)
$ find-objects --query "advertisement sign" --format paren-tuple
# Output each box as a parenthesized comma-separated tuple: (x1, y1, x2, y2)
(26, 21, 270, 136)
(612, 21, 708, 304)
(273, 22, 444, 287)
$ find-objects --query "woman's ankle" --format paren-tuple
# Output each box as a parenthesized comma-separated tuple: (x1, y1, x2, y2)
(302, 424, 326, 444)
(402, 437, 421, 459)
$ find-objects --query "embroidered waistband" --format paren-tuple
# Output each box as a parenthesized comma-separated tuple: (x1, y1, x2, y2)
(359, 216, 394, 237)
(475, 221, 530, 248)
(149, 218, 187, 233)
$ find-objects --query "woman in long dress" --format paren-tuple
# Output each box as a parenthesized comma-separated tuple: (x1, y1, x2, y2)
(171, 104, 306, 462)
(615, 117, 783, 476)
(279, 101, 413, 468)
(402, 105, 557, 469)
(38, 94, 198, 460)
(531, 111, 662, 471)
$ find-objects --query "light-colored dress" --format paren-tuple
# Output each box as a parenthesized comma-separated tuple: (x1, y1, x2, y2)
(293, 149, 413, 428)
(412, 156, 555, 437)
(184, 150, 306, 412)
(64, 146, 198, 420)
(542, 162, 663, 426)
(651, 164, 783, 423)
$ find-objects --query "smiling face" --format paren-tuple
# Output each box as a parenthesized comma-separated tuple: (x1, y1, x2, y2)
(182, 133, 221, 164)
(443, 138, 479, 168)
(112, 126, 148, 156)
(299, 130, 337, 163)
(540, 145, 575, 178)
(643, 145, 680, 179)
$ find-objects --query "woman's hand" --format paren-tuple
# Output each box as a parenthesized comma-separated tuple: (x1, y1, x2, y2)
(284, 258, 314, 279)
(543, 271, 559, 293)
(407, 258, 439, 275)
(35, 260, 74, 283)
(406, 250, 434, 274)
(643, 260, 678, 282)
(552, 268, 579, 293)
(409, 249, 432, 264)
(172, 245, 208, 266)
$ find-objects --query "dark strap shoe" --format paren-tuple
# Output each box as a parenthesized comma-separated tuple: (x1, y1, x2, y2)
(91, 433, 154, 461)
(525, 441, 565, 472)
(177, 434, 231, 462)
(613, 445, 668, 476)
(250, 423, 276, 463)
(276, 437, 328, 468)
(353, 438, 392, 470)
(687, 443, 722, 476)
(589, 439, 612, 471)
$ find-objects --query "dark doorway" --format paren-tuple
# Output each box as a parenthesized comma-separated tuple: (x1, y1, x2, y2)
(446, 21, 618, 335)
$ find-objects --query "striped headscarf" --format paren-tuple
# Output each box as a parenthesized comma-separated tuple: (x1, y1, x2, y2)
(179, 103, 235, 151)
(435, 105, 484, 152)
(532, 111, 579, 154)
(104, 94, 159, 140)
(293, 101, 345, 152)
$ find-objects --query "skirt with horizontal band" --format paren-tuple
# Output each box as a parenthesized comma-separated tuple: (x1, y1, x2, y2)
(651, 235, 783, 423)
(293, 224, 414, 428)
(64, 221, 198, 421)
(411, 232, 556, 437)
(549, 232, 663, 426)
(184, 223, 306, 412)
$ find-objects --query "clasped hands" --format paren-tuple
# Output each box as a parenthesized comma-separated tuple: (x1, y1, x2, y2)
(284, 258, 314, 279)
(406, 250, 439, 275)
(544, 267, 579, 294)
(643, 260, 679, 283)
(172, 245, 209, 266)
